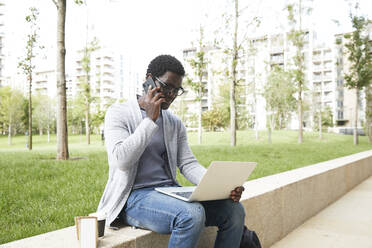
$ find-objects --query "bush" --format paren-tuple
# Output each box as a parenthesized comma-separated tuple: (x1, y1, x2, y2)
(202, 108, 229, 131)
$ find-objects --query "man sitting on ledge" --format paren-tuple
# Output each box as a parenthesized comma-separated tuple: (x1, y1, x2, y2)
(97, 54, 245, 248)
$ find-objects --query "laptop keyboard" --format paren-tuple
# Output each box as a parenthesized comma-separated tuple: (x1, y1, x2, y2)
(174, 191, 193, 199)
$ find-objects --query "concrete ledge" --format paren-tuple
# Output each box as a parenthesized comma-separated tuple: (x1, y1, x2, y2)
(1, 150, 371, 248)
(239, 149, 372, 247)
(271, 176, 372, 247)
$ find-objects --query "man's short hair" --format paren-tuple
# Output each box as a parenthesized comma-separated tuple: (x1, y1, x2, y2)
(147, 55, 185, 78)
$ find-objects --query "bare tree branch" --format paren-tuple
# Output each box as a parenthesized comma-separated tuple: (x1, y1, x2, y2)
(237, 17, 261, 49)
(51, 0, 58, 9)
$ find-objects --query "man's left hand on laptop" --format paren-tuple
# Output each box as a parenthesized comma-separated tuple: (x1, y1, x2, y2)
(230, 186, 245, 202)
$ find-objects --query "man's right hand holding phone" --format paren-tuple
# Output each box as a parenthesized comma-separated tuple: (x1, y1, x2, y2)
(139, 85, 165, 122)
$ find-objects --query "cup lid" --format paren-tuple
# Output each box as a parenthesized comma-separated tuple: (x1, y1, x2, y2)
(89, 212, 106, 221)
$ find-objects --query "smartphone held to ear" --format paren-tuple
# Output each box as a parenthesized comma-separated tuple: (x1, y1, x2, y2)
(143, 77, 157, 94)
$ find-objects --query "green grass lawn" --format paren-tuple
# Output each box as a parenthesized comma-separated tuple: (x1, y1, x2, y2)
(0, 130, 371, 244)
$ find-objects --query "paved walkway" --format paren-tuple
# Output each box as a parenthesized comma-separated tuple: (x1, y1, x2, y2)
(271, 176, 372, 248)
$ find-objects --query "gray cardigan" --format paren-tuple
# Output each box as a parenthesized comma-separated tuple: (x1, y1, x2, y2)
(97, 99, 207, 225)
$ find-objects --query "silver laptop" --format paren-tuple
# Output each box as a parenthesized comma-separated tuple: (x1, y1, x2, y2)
(155, 161, 257, 202)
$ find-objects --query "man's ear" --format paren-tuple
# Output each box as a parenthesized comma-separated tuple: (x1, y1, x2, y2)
(146, 73, 152, 79)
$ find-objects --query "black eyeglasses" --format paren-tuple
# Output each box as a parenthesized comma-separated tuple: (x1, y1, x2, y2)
(155, 76, 185, 96)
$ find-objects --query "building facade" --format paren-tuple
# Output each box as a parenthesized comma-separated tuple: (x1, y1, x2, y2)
(72, 48, 141, 110)
(179, 46, 231, 129)
(181, 29, 370, 132)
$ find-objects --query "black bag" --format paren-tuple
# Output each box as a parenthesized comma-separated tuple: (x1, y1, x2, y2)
(240, 226, 262, 248)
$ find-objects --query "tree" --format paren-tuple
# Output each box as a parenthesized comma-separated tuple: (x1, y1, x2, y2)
(67, 95, 85, 135)
(366, 85, 372, 143)
(51, 0, 83, 159)
(343, 8, 372, 145)
(170, 96, 188, 124)
(185, 26, 208, 145)
(216, 81, 231, 126)
(33, 94, 56, 142)
(230, 0, 239, 146)
(0, 87, 25, 145)
(91, 110, 105, 134)
(91, 98, 115, 135)
(202, 106, 229, 131)
(21, 99, 30, 136)
(313, 106, 333, 132)
(78, 37, 100, 145)
(286, 0, 312, 144)
(263, 66, 296, 143)
(52, 0, 68, 159)
(217, 0, 260, 146)
(311, 82, 323, 139)
(18, 7, 41, 150)
(246, 41, 260, 140)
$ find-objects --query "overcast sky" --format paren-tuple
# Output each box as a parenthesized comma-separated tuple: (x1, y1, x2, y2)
(3, 0, 372, 78)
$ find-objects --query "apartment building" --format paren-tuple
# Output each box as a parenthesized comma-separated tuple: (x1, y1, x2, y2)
(33, 69, 55, 96)
(334, 32, 370, 129)
(181, 30, 369, 132)
(309, 45, 338, 127)
(180, 46, 239, 128)
(118, 54, 141, 101)
(181, 48, 208, 108)
(245, 30, 332, 130)
(73, 48, 117, 110)
(72, 48, 142, 111)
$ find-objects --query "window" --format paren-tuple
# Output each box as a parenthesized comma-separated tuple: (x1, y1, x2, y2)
(337, 111, 344, 120)
(338, 90, 344, 98)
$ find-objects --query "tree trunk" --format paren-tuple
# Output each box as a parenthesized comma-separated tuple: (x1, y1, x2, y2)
(268, 115, 272, 144)
(354, 89, 359, 145)
(28, 75, 32, 150)
(298, 0, 304, 144)
(86, 101, 90, 145)
(198, 100, 202, 145)
(298, 89, 303, 144)
(47, 124, 50, 143)
(8, 119, 11, 146)
(365, 85, 372, 143)
(254, 82, 258, 140)
(230, 68, 237, 146)
(319, 83, 322, 139)
(268, 128, 271, 144)
(56, 0, 69, 160)
(319, 110, 322, 139)
(255, 118, 259, 140)
(230, 0, 238, 147)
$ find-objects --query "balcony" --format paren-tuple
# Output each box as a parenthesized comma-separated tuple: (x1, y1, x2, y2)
(312, 66, 322, 72)
(323, 76, 332, 81)
(102, 74, 114, 81)
(270, 46, 284, 54)
(103, 56, 114, 62)
(103, 64, 114, 70)
(312, 56, 322, 61)
(323, 86, 333, 92)
(102, 80, 115, 85)
(323, 53, 333, 61)
(323, 96, 333, 102)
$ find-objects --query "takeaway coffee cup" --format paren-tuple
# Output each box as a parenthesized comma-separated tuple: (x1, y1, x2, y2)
(89, 212, 106, 237)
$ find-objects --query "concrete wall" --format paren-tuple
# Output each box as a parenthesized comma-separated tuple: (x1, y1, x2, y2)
(241, 149, 372, 247)
(1, 150, 371, 248)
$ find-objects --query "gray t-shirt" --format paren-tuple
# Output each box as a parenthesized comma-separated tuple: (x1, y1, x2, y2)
(133, 110, 173, 189)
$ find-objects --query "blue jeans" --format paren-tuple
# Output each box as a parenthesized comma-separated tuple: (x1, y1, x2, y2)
(121, 186, 245, 248)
